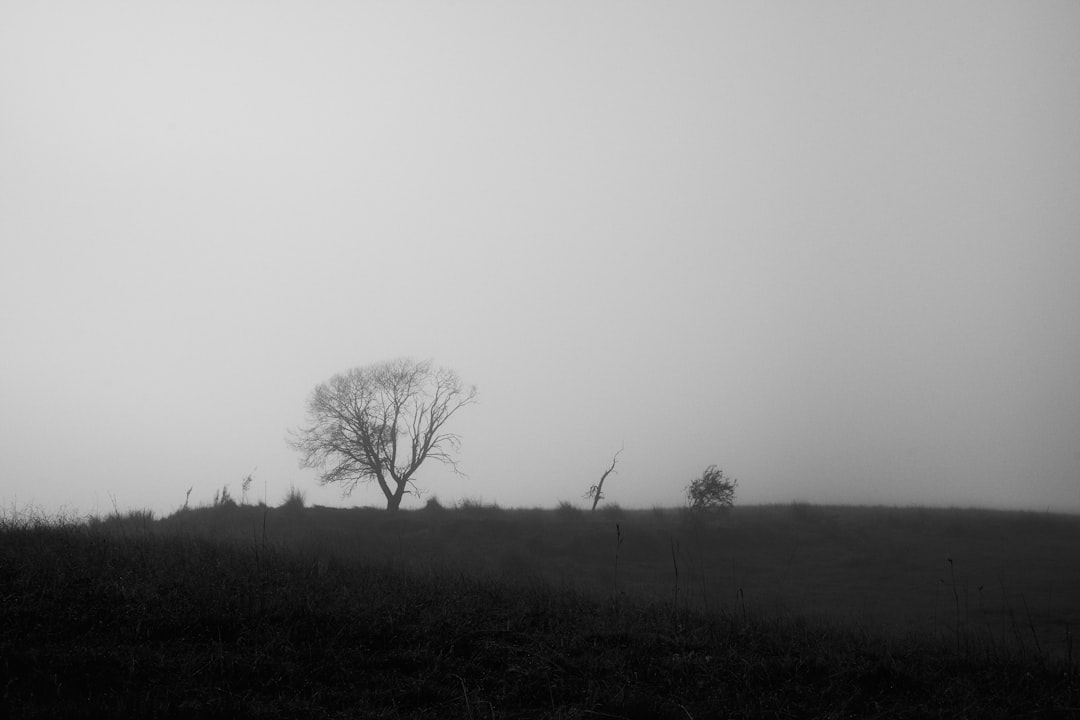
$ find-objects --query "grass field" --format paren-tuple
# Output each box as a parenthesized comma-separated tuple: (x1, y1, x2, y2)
(2, 501, 1078, 718)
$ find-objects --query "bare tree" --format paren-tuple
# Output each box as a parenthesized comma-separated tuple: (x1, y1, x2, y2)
(289, 358, 477, 511)
(585, 446, 623, 511)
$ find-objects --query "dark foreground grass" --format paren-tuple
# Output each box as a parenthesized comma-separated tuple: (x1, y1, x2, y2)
(1, 511, 1077, 719)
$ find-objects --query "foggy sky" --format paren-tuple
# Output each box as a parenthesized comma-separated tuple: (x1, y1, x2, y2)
(2, 1, 1078, 518)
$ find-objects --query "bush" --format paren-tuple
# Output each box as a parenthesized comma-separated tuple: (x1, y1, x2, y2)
(423, 496, 445, 511)
(281, 485, 306, 511)
(686, 465, 738, 511)
(213, 484, 236, 508)
(601, 502, 625, 520)
(555, 500, 582, 519)
(456, 498, 503, 516)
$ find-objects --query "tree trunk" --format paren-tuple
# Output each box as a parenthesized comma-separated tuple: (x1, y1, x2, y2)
(386, 481, 407, 511)
(591, 447, 623, 511)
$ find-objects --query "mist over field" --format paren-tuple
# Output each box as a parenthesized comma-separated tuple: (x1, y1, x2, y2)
(2, 2, 1079, 518)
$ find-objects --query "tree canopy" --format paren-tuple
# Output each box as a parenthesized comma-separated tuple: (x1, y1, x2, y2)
(686, 465, 738, 512)
(289, 358, 477, 511)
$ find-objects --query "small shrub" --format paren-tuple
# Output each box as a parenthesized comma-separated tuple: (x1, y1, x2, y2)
(241, 470, 256, 505)
(686, 465, 738, 512)
(601, 502, 625, 520)
(455, 498, 504, 517)
(213, 484, 236, 508)
(281, 485, 306, 511)
(423, 495, 445, 511)
(556, 500, 582, 519)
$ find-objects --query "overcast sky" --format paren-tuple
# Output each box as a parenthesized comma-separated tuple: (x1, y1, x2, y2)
(2, 1, 1078, 518)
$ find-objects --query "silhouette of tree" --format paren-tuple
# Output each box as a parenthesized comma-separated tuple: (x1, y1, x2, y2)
(290, 358, 477, 511)
(585, 446, 623, 511)
(686, 465, 738, 512)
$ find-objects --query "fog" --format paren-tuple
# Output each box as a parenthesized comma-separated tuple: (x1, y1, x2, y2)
(2, 2, 1078, 518)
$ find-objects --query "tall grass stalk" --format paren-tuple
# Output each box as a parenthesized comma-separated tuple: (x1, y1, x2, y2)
(1021, 593, 1042, 656)
(1067, 623, 1074, 676)
(670, 537, 680, 638)
(948, 558, 961, 655)
(613, 522, 622, 601)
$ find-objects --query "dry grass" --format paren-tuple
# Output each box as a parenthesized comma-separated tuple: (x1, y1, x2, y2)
(1, 503, 1077, 717)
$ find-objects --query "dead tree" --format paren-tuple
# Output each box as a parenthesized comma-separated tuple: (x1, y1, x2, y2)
(585, 446, 623, 511)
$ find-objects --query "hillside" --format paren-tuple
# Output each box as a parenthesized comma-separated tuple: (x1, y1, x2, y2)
(1, 504, 1077, 718)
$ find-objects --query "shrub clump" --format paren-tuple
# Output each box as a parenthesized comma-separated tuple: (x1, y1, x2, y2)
(555, 500, 582, 519)
(281, 485, 306, 511)
(213, 484, 236, 508)
(600, 503, 625, 520)
(686, 465, 737, 512)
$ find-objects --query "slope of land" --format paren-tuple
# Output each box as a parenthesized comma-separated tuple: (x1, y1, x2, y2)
(1, 503, 1077, 718)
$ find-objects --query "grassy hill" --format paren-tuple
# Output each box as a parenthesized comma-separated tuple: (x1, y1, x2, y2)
(1, 502, 1077, 718)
